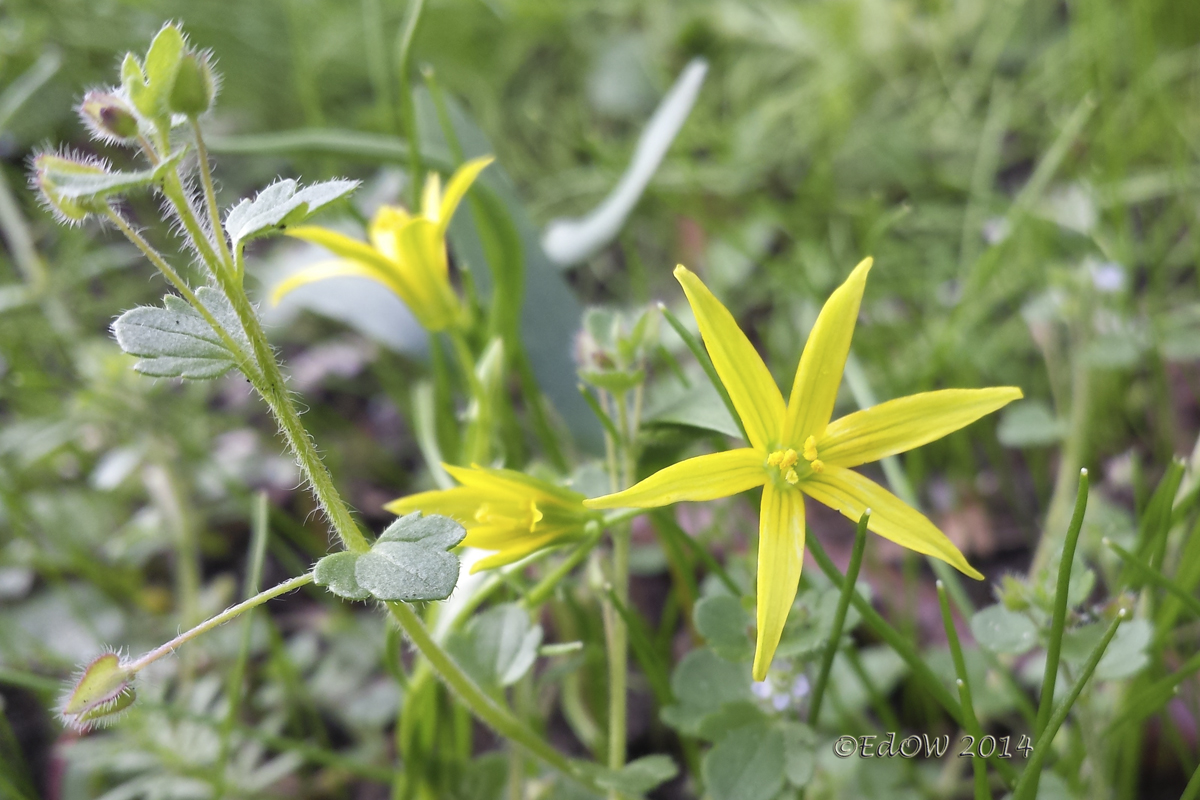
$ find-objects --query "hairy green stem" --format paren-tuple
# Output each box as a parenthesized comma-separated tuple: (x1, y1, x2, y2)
(189, 118, 235, 270)
(126, 574, 313, 673)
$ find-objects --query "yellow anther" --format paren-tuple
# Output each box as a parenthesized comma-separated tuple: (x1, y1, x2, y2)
(784, 468, 799, 485)
(810, 460, 825, 473)
(766, 451, 784, 467)
(475, 504, 493, 524)
(803, 436, 818, 462)
(778, 449, 798, 470)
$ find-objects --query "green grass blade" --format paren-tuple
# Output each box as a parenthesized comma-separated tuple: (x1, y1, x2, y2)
(806, 533, 962, 721)
(1014, 610, 1127, 800)
(809, 510, 869, 725)
(1036, 468, 1089, 738)
(939, 581, 995, 799)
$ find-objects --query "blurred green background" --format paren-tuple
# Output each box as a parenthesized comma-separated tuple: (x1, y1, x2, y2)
(3, 0, 1200, 797)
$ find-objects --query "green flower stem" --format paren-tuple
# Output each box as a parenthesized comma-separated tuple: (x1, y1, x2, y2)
(603, 388, 639, 790)
(809, 510, 869, 725)
(1035, 469, 1090, 738)
(126, 573, 313, 673)
(160, 169, 228, 280)
(938, 581, 992, 800)
(386, 600, 600, 794)
(190, 118, 236, 270)
(1013, 610, 1127, 800)
(524, 522, 605, 609)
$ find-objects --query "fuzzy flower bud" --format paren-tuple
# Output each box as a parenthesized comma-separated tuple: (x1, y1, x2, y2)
(79, 90, 141, 145)
(168, 50, 217, 117)
(61, 652, 137, 731)
(32, 152, 111, 224)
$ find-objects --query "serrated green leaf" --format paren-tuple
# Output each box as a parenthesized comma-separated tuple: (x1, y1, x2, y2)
(112, 287, 250, 379)
(970, 605, 1038, 655)
(313, 551, 369, 600)
(694, 595, 752, 662)
(225, 178, 359, 246)
(702, 720, 785, 800)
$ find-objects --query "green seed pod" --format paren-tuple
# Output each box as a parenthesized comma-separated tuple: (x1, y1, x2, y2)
(32, 152, 112, 224)
(169, 50, 217, 117)
(79, 90, 141, 145)
(61, 652, 137, 731)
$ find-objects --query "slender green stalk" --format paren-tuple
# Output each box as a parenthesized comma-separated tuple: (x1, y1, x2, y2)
(809, 510, 869, 725)
(938, 582, 991, 800)
(1013, 610, 1127, 800)
(386, 601, 600, 793)
(524, 522, 604, 609)
(189, 118, 235, 270)
(1036, 469, 1090, 737)
(126, 574, 313, 673)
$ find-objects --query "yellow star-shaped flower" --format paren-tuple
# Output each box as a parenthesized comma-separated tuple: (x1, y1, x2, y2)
(585, 259, 1021, 680)
(273, 157, 493, 332)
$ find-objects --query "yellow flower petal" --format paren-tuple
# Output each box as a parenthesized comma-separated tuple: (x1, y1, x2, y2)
(286, 226, 397, 274)
(384, 487, 482, 522)
(781, 257, 873, 447)
(583, 448, 766, 509)
(368, 206, 410, 262)
(801, 465, 983, 579)
(393, 218, 460, 330)
(271, 259, 407, 306)
(469, 529, 564, 573)
(443, 464, 585, 508)
(753, 484, 805, 681)
(422, 171, 442, 220)
(436, 156, 494, 238)
(817, 387, 1023, 468)
(674, 266, 785, 450)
